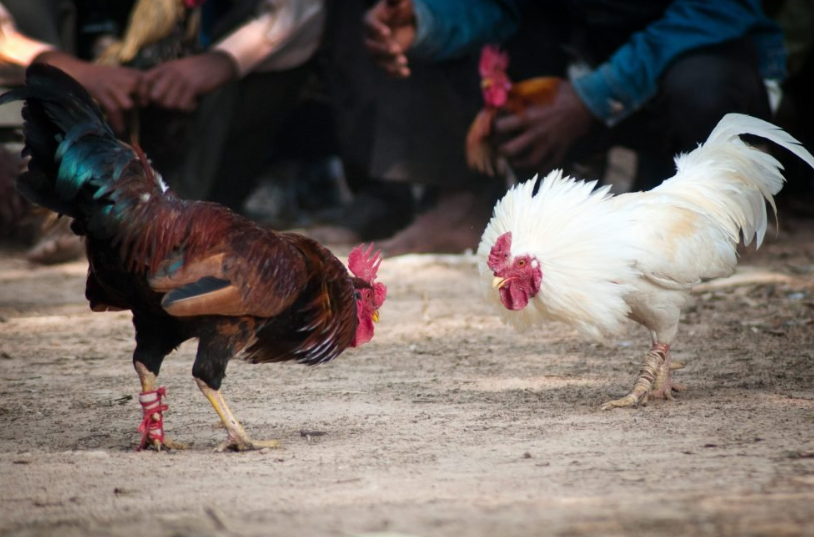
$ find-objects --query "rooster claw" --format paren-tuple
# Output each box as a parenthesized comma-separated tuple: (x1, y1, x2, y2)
(141, 436, 189, 452)
(215, 438, 280, 453)
(601, 392, 647, 410)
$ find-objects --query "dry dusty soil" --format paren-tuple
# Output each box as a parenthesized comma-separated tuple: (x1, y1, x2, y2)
(1, 220, 814, 537)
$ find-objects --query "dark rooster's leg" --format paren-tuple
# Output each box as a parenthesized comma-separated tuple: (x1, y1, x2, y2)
(195, 379, 280, 452)
(193, 333, 280, 452)
(601, 343, 672, 410)
(134, 362, 188, 451)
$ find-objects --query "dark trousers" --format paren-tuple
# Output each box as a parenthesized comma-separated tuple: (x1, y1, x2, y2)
(169, 65, 312, 209)
(606, 38, 771, 189)
(324, 0, 489, 190)
(507, 3, 772, 189)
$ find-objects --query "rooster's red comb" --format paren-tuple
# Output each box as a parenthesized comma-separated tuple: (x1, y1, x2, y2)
(349, 243, 382, 283)
(487, 232, 512, 271)
(479, 44, 509, 78)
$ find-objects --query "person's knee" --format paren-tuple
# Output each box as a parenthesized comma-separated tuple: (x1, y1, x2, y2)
(659, 44, 768, 143)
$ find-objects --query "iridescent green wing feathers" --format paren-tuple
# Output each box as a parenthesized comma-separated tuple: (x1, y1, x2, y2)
(0, 63, 162, 240)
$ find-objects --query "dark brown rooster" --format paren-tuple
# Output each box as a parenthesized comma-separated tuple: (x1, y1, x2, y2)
(1, 64, 387, 452)
(466, 45, 561, 176)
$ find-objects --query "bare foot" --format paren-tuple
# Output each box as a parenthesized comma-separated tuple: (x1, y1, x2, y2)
(380, 189, 493, 256)
(27, 216, 84, 265)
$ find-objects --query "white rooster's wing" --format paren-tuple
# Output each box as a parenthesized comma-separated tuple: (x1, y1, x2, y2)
(608, 192, 738, 290)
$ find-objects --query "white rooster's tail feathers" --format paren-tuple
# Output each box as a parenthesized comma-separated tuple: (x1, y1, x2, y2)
(706, 114, 814, 171)
(656, 113, 814, 248)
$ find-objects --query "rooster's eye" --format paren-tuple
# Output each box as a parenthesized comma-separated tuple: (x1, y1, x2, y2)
(517, 259, 526, 267)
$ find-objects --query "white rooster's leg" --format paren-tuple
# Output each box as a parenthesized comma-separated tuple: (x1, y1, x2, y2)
(650, 351, 688, 400)
(601, 343, 669, 410)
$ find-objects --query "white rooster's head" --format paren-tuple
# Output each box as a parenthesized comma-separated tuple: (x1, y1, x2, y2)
(487, 232, 542, 311)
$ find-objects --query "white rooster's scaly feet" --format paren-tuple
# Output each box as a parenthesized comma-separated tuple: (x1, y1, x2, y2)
(650, 357, 687, 400)
(602, 343, 673, 410)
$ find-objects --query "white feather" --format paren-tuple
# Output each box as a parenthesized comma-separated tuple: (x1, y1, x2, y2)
(478, 114, 814, 344)
(477, 171, 641, 340)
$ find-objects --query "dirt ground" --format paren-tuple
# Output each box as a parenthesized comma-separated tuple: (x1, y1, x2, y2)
(1, 218, 814, 537)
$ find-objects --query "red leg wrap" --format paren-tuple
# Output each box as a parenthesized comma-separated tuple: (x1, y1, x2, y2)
(137, 387, 168, 451)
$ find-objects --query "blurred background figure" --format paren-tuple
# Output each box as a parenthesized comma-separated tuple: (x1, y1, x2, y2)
(92, 0, 327, 215)
(1, 0, 811, 262)
(0, 0, 141, 263)
(364, 0, 791, 194)
(0, 0, 332, 261)
(307, 0, 500, 256)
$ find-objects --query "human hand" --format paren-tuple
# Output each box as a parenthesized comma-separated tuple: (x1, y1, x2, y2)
(34, 51, 142, 134)
(494, 81, 594, 172)
(364, 0, 416, 78)
(138, 52, 238, 112)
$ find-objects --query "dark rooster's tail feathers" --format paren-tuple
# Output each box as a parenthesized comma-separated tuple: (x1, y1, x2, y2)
(0, 63, 165, 240)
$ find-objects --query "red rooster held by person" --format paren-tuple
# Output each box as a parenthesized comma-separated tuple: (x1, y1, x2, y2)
(1, 64, 387, 451)
(466, 45, 561, 176)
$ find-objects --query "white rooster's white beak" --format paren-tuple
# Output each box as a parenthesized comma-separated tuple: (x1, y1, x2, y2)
(492, 276, 509, 289)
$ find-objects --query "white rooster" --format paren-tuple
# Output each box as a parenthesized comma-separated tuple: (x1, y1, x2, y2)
(478, 114, 814, 409)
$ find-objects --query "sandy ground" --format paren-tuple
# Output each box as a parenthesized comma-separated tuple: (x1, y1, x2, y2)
(1, 219, 814, 537)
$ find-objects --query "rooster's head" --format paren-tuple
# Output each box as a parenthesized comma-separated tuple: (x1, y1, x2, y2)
(488, 232, 542, 311)
(479, 45, 512, 108)
(348, 244, 387, 346)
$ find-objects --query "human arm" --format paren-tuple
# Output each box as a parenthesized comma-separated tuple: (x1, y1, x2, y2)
(0, 3, 53, 76)
(138, 0, 323, 111)
(364, 0, 524, 77)
(33, 50, 142, 133)
(493, 0, 785, 171)
(0, 2, 140, 134)
(571, 0, 785, 126)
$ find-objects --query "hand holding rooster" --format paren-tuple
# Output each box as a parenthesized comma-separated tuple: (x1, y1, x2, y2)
(467, 45, 578, 177)
(493, 80, 593, 173)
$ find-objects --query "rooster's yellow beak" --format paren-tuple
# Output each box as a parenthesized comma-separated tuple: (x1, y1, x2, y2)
(492, 276, 509, 289)
(372, 310, 380, 323)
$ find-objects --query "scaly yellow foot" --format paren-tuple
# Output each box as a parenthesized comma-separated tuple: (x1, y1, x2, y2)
(650, 353, 688, 400)
(601, 343, 669, 410)
(216, 437, 280, 453)
(196, 378, 281, 452)
(143, 437, 189, 452)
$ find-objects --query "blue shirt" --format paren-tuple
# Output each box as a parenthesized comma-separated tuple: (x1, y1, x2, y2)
(410, 0, 787, 126)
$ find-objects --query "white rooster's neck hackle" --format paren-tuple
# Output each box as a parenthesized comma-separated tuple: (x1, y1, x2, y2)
(477, 171, 640, 339)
